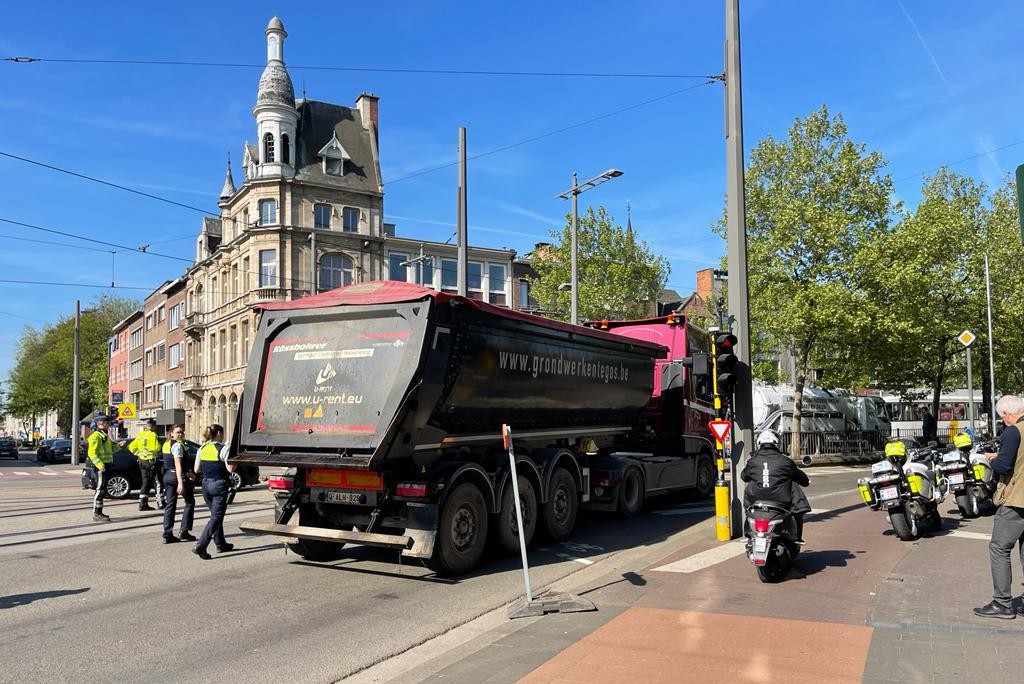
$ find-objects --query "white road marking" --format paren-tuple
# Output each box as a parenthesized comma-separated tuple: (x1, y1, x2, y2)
(12, 471, 30, 476)
(65, 470, 81, 474)
(652, 505, 716, 516)
(949, 530, 991, 541)
(554, 553, 594, 565)
(38, 472, 60, 476)
(652, 540, 746, 573)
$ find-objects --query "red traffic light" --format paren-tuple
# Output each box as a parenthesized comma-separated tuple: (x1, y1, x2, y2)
(715, 333, 737, 350)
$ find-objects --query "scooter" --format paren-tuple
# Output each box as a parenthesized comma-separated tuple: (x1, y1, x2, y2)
(858, 440, 945, 540)
(744, 454, 811, 583)
(937, 435, 997, 518)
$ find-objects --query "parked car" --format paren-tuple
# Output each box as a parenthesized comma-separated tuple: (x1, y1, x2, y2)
(0, 436, 19, 459)
(82, 440, 260, 499)
(40, 439, 84, 464)
(36, 438, 57, 461)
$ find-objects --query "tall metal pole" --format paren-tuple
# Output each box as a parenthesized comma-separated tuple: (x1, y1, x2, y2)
(985, 252, 997, 436)
(966, 346, 975, 433)
(457, 127, 468, 297)
(725, 0, 753, 538)
(309, 230, 317, 294)
(71, 300, 81, 466)
(570, 172, 579, 326)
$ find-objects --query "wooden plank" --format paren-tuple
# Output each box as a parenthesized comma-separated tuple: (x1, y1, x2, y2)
(240, 521, 413, 549)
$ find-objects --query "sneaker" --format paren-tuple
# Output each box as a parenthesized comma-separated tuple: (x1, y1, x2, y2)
(192, 546, 212, 560)
(139, 504, 154, 511)
(974, 601, 1016, 619)
(178, 532, 197, 542)
(216, 543, 235, 553)
(93, 513, 110, 522)
(163, 535, 180, 544)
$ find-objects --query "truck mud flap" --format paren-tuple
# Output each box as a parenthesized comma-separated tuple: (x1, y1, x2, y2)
(239, 522, 413, 551)
(401, 502, 438, 560)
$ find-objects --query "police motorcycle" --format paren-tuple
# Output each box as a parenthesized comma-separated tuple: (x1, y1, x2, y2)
(858, 440, 945, 540)
(936, 432, 996, 518)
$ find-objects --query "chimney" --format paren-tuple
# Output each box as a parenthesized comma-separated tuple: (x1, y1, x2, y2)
(356, 92, 379, 141)
(696, 268, 715, 300)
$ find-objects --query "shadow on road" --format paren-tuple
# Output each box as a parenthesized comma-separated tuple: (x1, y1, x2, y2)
(293, 559, 460, 585)
(0, 587, 89, 609)
(790, 549, 857, 579)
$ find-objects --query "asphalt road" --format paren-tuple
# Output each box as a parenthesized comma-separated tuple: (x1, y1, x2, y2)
(0, 452, 862, 684)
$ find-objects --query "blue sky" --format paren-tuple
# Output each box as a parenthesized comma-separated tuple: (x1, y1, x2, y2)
(1, 1, 1023, 380)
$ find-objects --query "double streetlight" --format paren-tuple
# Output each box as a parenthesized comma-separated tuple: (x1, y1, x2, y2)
(556, 168, 624, 325)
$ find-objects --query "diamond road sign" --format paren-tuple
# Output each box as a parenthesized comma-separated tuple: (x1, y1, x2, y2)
(957, 330, 976, 348)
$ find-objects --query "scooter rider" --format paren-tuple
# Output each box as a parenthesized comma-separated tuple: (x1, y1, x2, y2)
(741, 429, 811, 540)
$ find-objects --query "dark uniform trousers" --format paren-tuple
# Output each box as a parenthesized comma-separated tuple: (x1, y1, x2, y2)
(92, 468, 107, 513)
(162, 470, 196, 538)
(138, 460, 165, 505)
(196, 478, 229, 551)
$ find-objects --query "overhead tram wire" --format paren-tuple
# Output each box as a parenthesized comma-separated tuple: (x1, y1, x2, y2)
(0, 278, 150, 291)
(895, 138, 1024, 182)
(4, 56, 715, 80)
(388, 79, 719, 186)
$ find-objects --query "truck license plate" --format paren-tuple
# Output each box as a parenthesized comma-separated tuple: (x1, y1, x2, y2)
(948, 473, 965, 485)
(878, 486, 898, 501)
(323, 490, 364, 504)
(754, 537, 768, 552)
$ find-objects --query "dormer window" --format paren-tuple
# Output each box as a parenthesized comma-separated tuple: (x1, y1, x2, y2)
(263, 132, 275, 163)
(318, 132, 350, 176)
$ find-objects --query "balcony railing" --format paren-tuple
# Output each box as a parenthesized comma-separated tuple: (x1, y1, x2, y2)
(184, 312, 206, 336)
(252, 286, 285, 303)
(182, 374, 206, 392)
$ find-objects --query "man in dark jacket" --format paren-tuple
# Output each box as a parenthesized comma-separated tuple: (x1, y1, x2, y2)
(920, 407, 938, 445)
(742, 429, 811, 540)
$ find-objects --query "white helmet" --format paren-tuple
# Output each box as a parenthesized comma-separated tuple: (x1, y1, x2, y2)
(756, 429, 780, 447)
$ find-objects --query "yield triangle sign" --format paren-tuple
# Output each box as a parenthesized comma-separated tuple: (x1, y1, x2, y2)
(708, 420, 731, 443)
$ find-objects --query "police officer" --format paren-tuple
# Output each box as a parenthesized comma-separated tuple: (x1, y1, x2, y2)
(87, 415, 125, 522)
(191, 424, 236, 560)
(741, 429, 812, 540)
(129, 418, 164, 511)
(161, 424, 197, 544)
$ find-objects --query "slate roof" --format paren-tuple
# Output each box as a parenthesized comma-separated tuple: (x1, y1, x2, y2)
(293, 99, 381, 192)
(256, 62, 295, 108)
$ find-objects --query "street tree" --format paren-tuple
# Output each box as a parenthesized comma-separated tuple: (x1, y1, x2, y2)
(529, 205, 670, 322)
(730, 105, 894, 458)
(6, 294, 139, 435)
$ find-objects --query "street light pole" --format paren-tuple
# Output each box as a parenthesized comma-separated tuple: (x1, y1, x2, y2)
(985, 252, 997, 436)
(556, 168, 623, 326)
(71, 300, 80, 466)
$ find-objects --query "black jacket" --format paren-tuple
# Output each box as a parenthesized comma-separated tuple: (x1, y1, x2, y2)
(921, 412, 937, 443)
(741, 445, 811, 513)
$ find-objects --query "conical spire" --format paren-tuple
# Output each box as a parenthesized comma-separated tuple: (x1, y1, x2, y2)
(219, 158, 236, 200)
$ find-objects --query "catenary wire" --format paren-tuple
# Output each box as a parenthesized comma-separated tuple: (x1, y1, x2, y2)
(0, 232, 116, 253)
(0, 278, 150, 291)
(4, 56, 715, 80)
(895, 138, 1024, 182)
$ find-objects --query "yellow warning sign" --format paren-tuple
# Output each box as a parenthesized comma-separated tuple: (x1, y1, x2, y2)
(313, 405, 324, 418)
(303, 405, 326, 419)
(957, 330, 976, 347)
(117, 403, 137, 420)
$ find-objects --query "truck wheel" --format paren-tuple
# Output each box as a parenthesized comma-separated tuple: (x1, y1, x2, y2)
(694, 455, 715, 500)
(618, 468, 644, 519)
(287, 505, 344, 562)
(540, 467, 579, 542)
(495, 475, 537, 554)
(429, 481, 489, 575)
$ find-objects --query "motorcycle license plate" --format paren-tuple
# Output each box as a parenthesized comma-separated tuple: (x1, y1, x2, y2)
(948, 473, 965, 485)
(754, 537, 768, 553)
(878, 486, 899, 501)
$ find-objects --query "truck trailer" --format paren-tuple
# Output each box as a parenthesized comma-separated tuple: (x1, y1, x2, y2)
(236, 281, 716, 574)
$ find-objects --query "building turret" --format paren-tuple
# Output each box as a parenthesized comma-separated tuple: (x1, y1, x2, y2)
(253, 16, 297, 179)
(219, 159, 236, 203)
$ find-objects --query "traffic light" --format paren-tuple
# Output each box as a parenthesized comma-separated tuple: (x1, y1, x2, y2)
(715, 333, 738, 395)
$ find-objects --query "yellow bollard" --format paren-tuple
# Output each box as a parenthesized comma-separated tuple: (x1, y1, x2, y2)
(715, 457, 731, 541)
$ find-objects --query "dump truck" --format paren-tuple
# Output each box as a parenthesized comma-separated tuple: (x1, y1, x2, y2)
(236, 281, 716, 574)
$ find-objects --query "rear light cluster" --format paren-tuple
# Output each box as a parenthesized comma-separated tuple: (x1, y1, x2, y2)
(395, 482, 429, 498)
(753, 519, 770, 533)
(267, 475, 294, 491)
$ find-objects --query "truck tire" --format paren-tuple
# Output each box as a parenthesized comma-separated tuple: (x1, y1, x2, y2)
(287, 505, 345, 562)
(694, 455, 715, 500)
(540, 467, 579, 542)
(429, 481, 489, 575)
(618, 467, 644, 519)
(495, 474, 537, 554)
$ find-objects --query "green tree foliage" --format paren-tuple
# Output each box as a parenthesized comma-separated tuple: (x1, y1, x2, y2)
(733, 105, 894, 456)
(6, 294, 139, 435)
(529, 206, 670, 322)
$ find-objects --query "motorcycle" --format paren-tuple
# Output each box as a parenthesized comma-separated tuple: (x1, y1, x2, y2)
(858, 440, 945, 540)
(936, 434, 997, 518)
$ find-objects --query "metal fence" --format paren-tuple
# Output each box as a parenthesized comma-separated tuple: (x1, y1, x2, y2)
(777, 430, 889, 458)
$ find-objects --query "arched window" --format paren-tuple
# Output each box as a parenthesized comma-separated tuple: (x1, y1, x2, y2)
(263, 132, 275, 163)
(281, 134, 290, 165)
(319, 254, 354, 292)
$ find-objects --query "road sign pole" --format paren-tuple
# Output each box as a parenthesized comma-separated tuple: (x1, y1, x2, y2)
(71, 300, 80, 466)
(966, 346, 975, 433)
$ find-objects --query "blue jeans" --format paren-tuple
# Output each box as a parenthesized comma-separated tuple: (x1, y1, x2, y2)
(196, 478, 229, 551)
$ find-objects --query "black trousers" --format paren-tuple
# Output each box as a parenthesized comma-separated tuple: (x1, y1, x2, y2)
(92, 467, 107, 513)
(196, 478, 229, 551)
(138, 459, 164, 503)
(162, 470, 196, 538)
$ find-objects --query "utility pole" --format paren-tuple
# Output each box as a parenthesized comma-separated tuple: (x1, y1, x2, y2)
(457, 127, 468, 296)
(570, 172, 579, 325)
(309, 229, 317, 295)
(71, 300, 81, 466)
(725, 0, 753, 538)
(985, 253, 997, 436)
